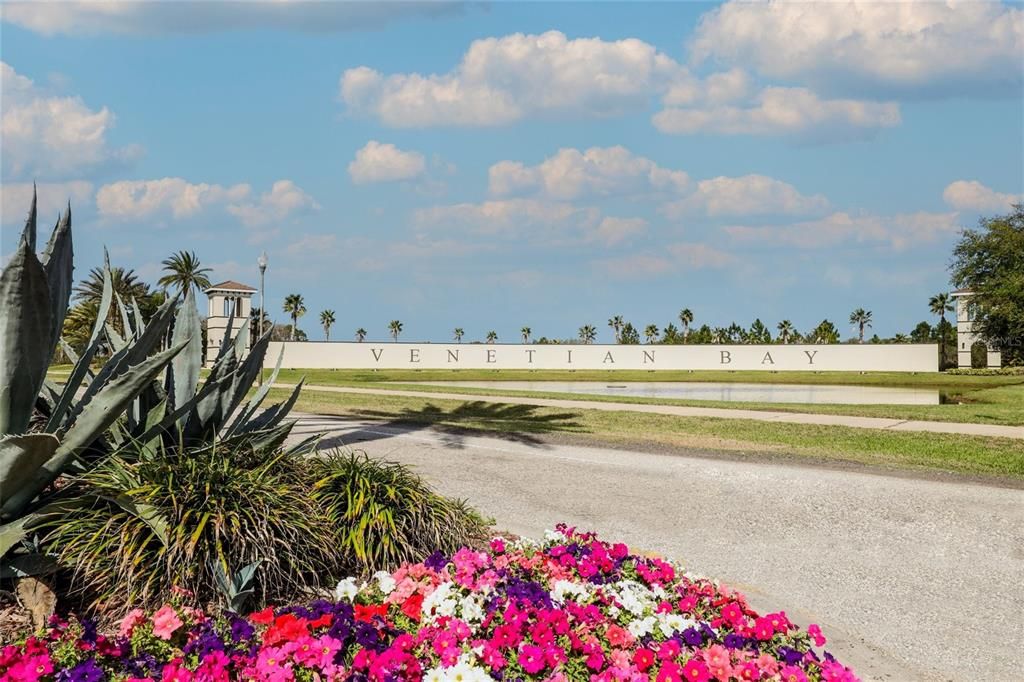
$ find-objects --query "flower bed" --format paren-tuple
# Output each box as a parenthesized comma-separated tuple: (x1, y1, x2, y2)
(2, 526, 859, 681)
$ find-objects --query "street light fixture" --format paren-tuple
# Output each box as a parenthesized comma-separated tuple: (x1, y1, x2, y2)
(257, 251, 268, 385)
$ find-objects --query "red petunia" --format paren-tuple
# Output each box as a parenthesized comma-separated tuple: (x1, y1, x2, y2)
(401, 594, 423, 622)
(264, 613, 309, 645)
(249, 607, 275, 625)
(355, 603, 389, 623)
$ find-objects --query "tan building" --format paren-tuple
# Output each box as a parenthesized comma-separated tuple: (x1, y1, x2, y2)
(205, 280, 256, 365)
(951, 289, 1001, 368)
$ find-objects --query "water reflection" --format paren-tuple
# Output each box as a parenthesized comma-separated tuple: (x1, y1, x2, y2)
(409, 381, 940, 405)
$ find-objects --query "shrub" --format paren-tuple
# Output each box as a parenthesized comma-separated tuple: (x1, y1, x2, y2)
(946, 366, 1024, 376)
(309, 452, 488, 574)
(44, 435, 341, 613)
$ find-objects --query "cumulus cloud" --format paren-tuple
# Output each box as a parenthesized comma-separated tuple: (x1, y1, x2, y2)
(654, 86, 901, 139)
(596, 242, 735, 279)
(340, 30, 685, 127)
(662, 174, 830, 218)
(591, 217, 647, 246)
(413, 198, 600, 237)
(690, 0, 1024, 97)
(1, 181, 94, 225)
(0, 1, 464, 35)
(95, 177, 317, 227)
(489, 146, 688, 200)
(723, 211, 960, 250)
(1, 61, 142, 180)
(228, 180, 319, 227)
(348, 141, 426, 184)
(943, 180, 1022, 212)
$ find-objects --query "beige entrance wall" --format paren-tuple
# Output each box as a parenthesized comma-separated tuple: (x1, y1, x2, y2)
(266, 342, 938, 372)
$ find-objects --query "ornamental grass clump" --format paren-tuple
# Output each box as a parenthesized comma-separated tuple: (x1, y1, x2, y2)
(309, 452, 488, 574)
(44, 435, 342, 613)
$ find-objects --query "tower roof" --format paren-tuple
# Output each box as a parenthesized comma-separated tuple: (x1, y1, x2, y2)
(205, 280, 256, 294)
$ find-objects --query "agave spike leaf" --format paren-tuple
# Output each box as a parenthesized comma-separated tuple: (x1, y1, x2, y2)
(136, 375, 223, 446)
(1, 498, 85, 558)
(225, 340, 282, 435)
(40, 207, 74, 353)
(114, 290, 134, 341)
(105, 322, 127, 353)
(245, 421, 296, 452)
(0, 434, 59, 513)
(212, 312, 236, 365)
(1, 340, 189, 519)
(222, 327, 270, 421)
(0, 235, 54, 435)
(74, 295, 178, 416)
(232, 318, 250, 359)
(98, 492, 169, 546)
(168, 287, 202, 413)
(21, 185, 37, 252)
(39, 381, 62, 411)
(240, 379, 305, 434)
(130, 296, 146, 336)
(45, 267, 113, 430)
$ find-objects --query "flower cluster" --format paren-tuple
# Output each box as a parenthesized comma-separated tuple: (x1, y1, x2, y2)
(1, 526, 858, 681)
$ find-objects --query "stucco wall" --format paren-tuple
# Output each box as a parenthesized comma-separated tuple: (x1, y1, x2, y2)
(265, 342, 938, 372)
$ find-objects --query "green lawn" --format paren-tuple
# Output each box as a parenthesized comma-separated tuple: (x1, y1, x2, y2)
(276, 387, 1024, 483)
(271, 369, 1024, 426)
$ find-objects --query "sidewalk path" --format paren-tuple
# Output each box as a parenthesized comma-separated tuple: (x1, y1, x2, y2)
(288, 413, 1024, 682)
(285, 383, 1024, 440)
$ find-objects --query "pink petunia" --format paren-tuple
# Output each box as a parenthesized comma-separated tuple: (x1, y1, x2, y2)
(151, 605, 183, 640)
(807, 623, 827, 647)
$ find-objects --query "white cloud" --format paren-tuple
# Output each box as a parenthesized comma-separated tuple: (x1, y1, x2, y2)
(227, 180, 320, 227)
(1, 61, 142, 180)
(591, 217, 647, 246)
(348, 141, 426, 184)
(1, 181, 94, 225)
(654, 86, 900, 139)
(489, 146, 689, 200)
(96, 178, 250, 220)
(943, 180, 1022, 213)
(662, 174, 830, 218)
(340, 30, 685, 127)
(596, 242, 735, 279)
(724, 211, 960, 250)
(0, 1, 463, 36)
(690, 0, 1024, 97)
(413, 198, 600, 237)
(95, 177, 317, 228)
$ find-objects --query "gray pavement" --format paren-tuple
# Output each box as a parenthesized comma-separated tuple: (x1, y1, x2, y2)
(289, 412, 1024, 682)
(289, 384, 1024, 440)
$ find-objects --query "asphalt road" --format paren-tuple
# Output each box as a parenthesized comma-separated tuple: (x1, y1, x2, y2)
(289, 413, 1024, 682)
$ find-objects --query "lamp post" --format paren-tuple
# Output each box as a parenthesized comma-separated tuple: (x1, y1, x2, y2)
(257, 251, 268, 386)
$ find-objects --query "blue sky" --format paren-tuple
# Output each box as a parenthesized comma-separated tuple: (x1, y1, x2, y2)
(2, 1, 1022, 342)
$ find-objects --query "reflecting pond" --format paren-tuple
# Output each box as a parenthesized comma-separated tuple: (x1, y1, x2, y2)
(408, 381, 940, 405)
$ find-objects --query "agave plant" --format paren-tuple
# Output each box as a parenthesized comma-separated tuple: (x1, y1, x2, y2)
(0, 193, 189, 566)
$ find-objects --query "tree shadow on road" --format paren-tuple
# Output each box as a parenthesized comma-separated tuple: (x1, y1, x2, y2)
(314, 401, 583, 451)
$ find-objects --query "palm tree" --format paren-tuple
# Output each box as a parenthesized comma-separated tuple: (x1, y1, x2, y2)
(849, 308, 873, 343)
(388, 320, 403, 342)
(282, 294, 306, 340)
(319, 310, 335, 341)
(678, 308, 693, 340)
(485, 330, 498, 343)
(521, 326, 532, 343)
(453, 327, 464, 343)
(608, 315, 624, 343)
(777, 320, 795, 344)
(72, 266, 160, 339)
(355, 327, 367, 342)
(643, 324, 659, 344)
(157, 250, 212, 296)
(929, 292, 954, 368)
(894, 333, 908, 343)
(712, 327, 730, 344)
(578, 324, 597, 344)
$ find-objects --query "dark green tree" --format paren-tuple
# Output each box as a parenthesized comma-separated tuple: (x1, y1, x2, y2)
(951, 205, 1024, 365)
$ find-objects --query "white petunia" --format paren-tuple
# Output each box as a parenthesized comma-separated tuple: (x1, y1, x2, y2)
(627, 615, 657, 638)
(334, 577, 360, 602)
(374, 570, 396, 596)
